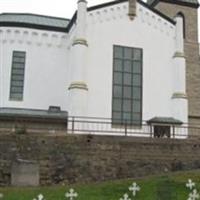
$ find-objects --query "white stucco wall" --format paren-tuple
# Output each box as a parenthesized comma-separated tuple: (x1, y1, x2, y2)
(84, 1, 176, 121)
(0, 0, 186, 126)
(0, 28, 69, 111)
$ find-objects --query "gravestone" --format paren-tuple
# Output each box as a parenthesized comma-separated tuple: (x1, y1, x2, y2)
(11, 159, 39, 186)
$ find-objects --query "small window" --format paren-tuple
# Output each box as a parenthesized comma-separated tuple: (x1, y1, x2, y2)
(10, 51, 26, 101)
(154, 125, 171, 138)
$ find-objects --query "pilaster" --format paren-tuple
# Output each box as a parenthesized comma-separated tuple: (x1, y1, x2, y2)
(68, 0, 88, 117)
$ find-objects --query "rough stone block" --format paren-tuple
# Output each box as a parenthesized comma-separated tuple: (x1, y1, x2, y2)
(11, 159, 39, 186)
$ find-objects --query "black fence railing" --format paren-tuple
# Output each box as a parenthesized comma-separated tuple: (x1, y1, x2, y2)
(0, 116, 200, 138)
(67, 116, 200, 138)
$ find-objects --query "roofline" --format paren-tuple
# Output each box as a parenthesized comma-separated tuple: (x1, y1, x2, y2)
(0, 107, 68, 121)
(0, 107, 68, 113)
(87, 0, 127, 11)
(88, 0, 175, 24)
(0, 22, 68, 33)
(149, 0, 199, 8)
(66, 0, 175, 33)
(0, 0, 176, 33)
(138, 0, 175, 24)
(66, 12, 77, 33)
(0, 13, 70, 22)
(147, 117, 183, 125)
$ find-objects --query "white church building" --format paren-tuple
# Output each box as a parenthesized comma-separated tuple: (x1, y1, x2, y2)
(0, 0, 199, 137)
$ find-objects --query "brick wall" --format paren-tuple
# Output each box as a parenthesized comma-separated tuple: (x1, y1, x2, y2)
(0, 134, 200, 186)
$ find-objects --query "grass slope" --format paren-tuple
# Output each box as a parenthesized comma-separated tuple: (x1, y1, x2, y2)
(1, 170, 200, 200)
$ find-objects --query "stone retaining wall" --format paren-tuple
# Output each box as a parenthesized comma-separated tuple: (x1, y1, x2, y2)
(0, 134, 200, 186)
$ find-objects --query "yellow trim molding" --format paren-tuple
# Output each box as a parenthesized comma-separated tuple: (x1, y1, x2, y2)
(172, 92, 187, 99)
(173, 51, 185, 58)
(68, 81, 88, 91)
(78, 0, 87, 3)
(72, 38, 88, 47)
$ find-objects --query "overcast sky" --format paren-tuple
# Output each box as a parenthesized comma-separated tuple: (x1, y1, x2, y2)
(0, 0, 199, 41)
(0, 0, 109, 18)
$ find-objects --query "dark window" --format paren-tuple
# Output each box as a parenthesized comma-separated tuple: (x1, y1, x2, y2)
(112, 45, 142, 125)
(10, 51, 26, 101)
(154, 125, 171, 138)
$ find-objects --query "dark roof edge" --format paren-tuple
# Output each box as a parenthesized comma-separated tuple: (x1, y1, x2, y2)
(147, 117, 183, 125)
(87, 0, 127, 11)
(0, 13, 70, 22)
(66, 12, 77, 33)
(149, 0, 199, 8)
(0, 22, 68, 33)
(0, 107, 68, 113)
(66, 0, 175, 33)
(0, 107, 68, 120)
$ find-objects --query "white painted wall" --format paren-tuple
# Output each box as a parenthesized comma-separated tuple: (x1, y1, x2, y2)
(85, 1, 177, 121)
(0, 27, 69, 111)
(0, 0, 187, 126)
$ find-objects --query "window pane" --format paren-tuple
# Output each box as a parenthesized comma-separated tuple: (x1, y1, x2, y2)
(132, 113, 141, 124)
(10, 51, 26, 101)
(113, 72, 122, 84)
(114, 59, 123, 71)
(123, 100, 131, 112)
(113, 85, 122, 98)
(12, 75, 24, 81)
(14, 51, 25, 57)
(113, 112, 121, 119)
(133, 87, 141, 99)
(112, 112, 122, 124)
(124, 73, 132, 85)
(13, 63, 25, 69)
(114, 46, 123, 58)
(123, 112, 131, 123)
(13, 57, 25, 63)
(11, 86, 23, 93)
(133, 61, 141, 74)
(113, 99, 122, 111)
(12, 68, 24, 75)
(10, 93, 23, 100)
(124, 86, 131, 98)
(124, 48, 132, 59)
(11, 81, 23, 87)
(132, 100, 141, 112)
(133, 49, 142, 60)
(124, 60, 132, 73)
(133, 74, 141, 86)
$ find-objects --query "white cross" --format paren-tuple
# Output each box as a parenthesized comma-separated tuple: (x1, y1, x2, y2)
(188, 189, 200, 200)
(186, 179, 196, 190)
(65, 188, 78, 200)
(0, 193, 3, 198)
(129, 182, 140, 196)
(119, 193, 131, 200)
(33, 194, 44, 200)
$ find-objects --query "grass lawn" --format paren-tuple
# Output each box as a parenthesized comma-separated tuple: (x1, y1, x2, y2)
(1, 170, 200, 199)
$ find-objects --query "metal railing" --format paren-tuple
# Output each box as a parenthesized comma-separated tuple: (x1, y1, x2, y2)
(67, 116, 200, 138)
(0, 116, 200, 138)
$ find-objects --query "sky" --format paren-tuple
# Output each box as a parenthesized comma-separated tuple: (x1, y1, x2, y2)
(0, 0, 108, 18)
(0, 0, 199, 41)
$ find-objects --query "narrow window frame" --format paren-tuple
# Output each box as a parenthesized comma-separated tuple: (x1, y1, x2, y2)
(9, 50, 26, 101)
(112, 45, 143, 126)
